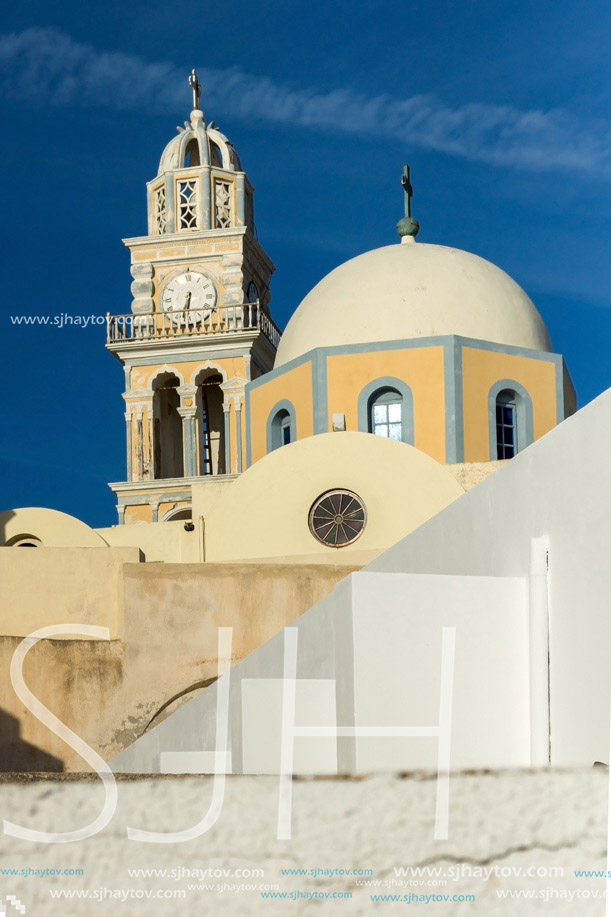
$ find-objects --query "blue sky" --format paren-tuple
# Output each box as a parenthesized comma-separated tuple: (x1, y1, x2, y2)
(1, 0, 609, 526)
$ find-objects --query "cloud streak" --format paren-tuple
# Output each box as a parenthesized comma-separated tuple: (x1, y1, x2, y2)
(1, 27, 610, 178)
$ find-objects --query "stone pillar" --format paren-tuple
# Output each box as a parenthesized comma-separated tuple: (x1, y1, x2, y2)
(236, 172, 246, 226)
(201, 166, 212, 229)
(151, 501, 159, 524)
(143, 397, 155, 480)
(235, 398, 243, 474)
(125, 411, 133, 482)
(178, 407, 198, 478)
(117, 505, 125, 526)
(164, 173, 176, 233)
(136, 410, 144, 481)
(222, 401, 232, 475)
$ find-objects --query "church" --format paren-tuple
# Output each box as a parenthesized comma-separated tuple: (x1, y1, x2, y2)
(2, 74, 608, 777)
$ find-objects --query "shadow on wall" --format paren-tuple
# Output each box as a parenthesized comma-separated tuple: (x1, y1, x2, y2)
(0, 509, 15, 547)
(0, 708, 64, 773)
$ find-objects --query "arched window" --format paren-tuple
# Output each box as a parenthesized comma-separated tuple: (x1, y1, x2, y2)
(273, 410, 291, 447)
(357, 378, 414, 444)
(488, 380, 534, 461)
(210, 142, 223, 167)
(267, 401, 297, 452)
(495, 390, 518, 458)
(153, 374, 184, 479)
(184, 138, 200, 167)
(369, 387, 403, 440)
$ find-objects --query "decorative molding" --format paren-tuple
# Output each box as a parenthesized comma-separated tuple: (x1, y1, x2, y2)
(147, 363, 186, 389)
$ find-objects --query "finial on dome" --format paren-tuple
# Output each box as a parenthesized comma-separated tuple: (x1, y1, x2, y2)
(396, 164, 419, 243)
(189, 69, 202, 113)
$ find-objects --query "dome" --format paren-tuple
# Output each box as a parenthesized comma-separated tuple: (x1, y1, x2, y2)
(275, 242, 552, 367)
(157, 113, 241, 175)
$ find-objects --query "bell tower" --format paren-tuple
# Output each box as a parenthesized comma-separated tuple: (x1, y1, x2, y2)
(106, 71, 279, 525)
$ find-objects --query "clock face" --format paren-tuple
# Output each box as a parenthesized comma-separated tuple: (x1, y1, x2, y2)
(161, 271, 217, 313)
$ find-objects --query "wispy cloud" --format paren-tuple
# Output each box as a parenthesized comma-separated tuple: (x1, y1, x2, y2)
(1, 27, 610, 178)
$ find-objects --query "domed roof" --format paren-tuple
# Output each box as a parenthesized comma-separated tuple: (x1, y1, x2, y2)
(157, 111, 241, 175)
(275, 241, 552, 367)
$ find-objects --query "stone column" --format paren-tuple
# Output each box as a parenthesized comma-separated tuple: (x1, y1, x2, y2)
(136, 409, 144, 480)
(143, 396, 155, 480)
(201, 166, 212, 229)
(125, 411, 133, 482)
(234, 398, 243, 474)
(235, 173, 246, 226)
(178, 407, 198, 478)
(222, 401, 232, 475)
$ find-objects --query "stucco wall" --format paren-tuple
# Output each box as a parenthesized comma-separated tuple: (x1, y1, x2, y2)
(0, 563, 356, 772)
(204, 432, 464, 562)
(0, 769, 604, 915)
(368, 387, 611, 767)
(0, 546, 140, 639)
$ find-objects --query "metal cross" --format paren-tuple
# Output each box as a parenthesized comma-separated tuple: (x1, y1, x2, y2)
(401, 164, 413, 218)
(189, 69, 202, 111)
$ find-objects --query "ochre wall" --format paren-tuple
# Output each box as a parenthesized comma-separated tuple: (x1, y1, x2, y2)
(0, 546, 140, 640)
(0, 562, 356, 772)
(248, 360, 314, 464)
(462, 348, 558, 462)
(326, 346, 446, 463)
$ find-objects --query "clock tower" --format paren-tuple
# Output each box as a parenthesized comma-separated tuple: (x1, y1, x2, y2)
(106, 72, 279, 525)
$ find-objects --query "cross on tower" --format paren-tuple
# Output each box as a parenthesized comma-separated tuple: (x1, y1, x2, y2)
(401, 164, 413, 218)
(189, 69, 202, 111)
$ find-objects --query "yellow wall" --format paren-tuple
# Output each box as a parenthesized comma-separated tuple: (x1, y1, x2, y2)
(207, 432, 464, 562)
(124, 504, 152, 525)
(462, 348, 558, 462)
(326, 347, 446, 463)
(249, 360, 314, 464)
(0, 546, 140, 639)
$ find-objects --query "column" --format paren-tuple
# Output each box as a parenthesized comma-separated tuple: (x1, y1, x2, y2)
(125, 411, 133, 482)
(222, 401, 232, 475)
(178, 407, 198, 478)
(235, 172, 246, 226)
(136, 409, 144, 480)
(201, 166, 212, 229)
(234, 398, 243, 474)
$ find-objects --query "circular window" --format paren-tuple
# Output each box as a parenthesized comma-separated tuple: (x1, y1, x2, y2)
(308, 490, 367, 548)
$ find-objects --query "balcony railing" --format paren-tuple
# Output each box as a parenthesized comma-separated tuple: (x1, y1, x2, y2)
(106, 302, 281, 349)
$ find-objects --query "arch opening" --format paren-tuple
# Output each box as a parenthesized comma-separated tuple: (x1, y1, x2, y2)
(153, 374, 184, 479)
(195, 373, 226, 475)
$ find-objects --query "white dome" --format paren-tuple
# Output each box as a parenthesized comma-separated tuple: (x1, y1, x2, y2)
(275, 242, 552, 367)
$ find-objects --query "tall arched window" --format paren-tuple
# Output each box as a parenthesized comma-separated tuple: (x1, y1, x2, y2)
(488, 380, 534, 461)
(267, 401, 297, 452)
(153, 374, 184, 479)
(369, 387, 403, 440)
(357, 378, 414, 445)
(495, 390, 518, 458)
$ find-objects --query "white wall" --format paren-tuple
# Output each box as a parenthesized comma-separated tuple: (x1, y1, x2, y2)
(112, 571, 530, 774)
(368, 388, 611, 766)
